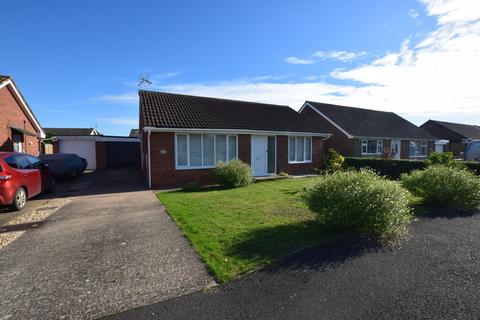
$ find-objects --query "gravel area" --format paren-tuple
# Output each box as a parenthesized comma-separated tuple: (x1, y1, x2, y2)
(0, 198, 70, 248)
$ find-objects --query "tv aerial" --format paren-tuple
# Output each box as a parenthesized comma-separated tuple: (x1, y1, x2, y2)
(138, 74, 152, 87)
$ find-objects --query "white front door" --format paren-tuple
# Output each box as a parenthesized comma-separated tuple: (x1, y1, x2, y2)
(391, 139, 401, 159)
(251, 136, 268, 176)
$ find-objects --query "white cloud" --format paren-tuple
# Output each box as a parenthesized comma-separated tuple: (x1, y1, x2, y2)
(330, 0, 480, 119)
(152, 71, 183, 79)
(95, 93, 137, 104)
(285, 56, 315, 64)
(158, 81, 356, 107)
(409, 8, 420, 18)
(311, 50, 367, 62)
(419, 0, 480, 24)
(286, 50, 366, 65)
(98, 0, 480, 126)
(99, 118, 138, 126)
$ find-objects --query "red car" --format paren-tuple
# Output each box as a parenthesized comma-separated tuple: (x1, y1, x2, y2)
(0, 152, 55, 211)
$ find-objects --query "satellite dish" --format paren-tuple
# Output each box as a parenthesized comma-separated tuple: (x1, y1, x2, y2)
(138, 74, 152, 87)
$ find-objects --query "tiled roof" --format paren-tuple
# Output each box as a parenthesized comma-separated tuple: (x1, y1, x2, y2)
(427, 120, 480, 140)
(129, 129, 139, 137)
(139, 90, 329, 134)
(0, 75, 10, 83)
(305, 101, 436, 139)
(44, 128, 100, 136)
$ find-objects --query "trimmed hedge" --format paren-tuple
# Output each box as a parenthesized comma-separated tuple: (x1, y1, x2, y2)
(345, 157, 426, 179)
(345, 157, 480, 179)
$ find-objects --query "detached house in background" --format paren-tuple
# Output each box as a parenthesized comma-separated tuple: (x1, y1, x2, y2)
(139, 90, 331, 189)
(420, 120, 480, 157)
(299, 101, 436, 159)
(0, 75, 45, 155)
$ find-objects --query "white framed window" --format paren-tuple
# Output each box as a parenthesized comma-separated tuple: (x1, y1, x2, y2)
(175, 134, 238, 169)
(409, 141, 428, 158)
(361, 140, 383, 155)
(288, 136, 312, 163)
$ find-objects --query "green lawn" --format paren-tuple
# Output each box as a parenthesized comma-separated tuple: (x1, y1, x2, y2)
(157, 178, 326, 282)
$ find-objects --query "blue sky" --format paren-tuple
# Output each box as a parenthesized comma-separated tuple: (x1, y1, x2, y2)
(1, 0, 479, 136)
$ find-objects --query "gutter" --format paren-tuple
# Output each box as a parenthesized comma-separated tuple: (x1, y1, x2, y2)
(142, 126, 332, 138)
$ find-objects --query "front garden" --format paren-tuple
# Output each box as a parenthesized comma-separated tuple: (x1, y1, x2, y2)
(158, 153, 480, 283)
(158, 178, 325, 282)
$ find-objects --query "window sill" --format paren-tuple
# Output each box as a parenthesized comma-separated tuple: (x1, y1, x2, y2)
(361, 153, 382, 156)
(288, 161, 313, 164)
(176, 166, 215, 170)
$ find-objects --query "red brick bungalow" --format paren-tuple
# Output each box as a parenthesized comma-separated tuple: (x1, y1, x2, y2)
(299, 101, 437, 159)
(0, 75, 45, 156)
(139, 90, 331, 189)
(420, 120, 480, 157)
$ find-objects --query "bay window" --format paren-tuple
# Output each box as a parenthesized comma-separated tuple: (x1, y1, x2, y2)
(176, 134, 237, 169)
(361, 140, 383, 155)
(289, 136, 312, 163)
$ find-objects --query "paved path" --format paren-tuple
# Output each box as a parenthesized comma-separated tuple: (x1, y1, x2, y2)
(105, 209, 480, 320)
(0, 169, 214, 320)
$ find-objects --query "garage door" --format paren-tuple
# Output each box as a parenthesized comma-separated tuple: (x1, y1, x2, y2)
(106, 142, 140, 169)
(59, 140, 97, 170)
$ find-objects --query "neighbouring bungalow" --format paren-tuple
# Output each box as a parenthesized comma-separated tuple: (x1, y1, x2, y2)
(0, 75, 45, 155)
(299, 101, 437, 159)
(420, 120, 480, 158)
(139, 90, 331, 189)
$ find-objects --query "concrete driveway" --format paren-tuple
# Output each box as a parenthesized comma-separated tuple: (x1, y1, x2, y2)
(0, 169, 214, 320)
(104, 208, 480, 320)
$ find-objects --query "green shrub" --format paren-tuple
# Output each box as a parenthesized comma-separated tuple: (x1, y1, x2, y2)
(302, 169, 412, 241)
(465, 161, 480, 175)
(323, 148, 345, 172)
(213, 159, 253, 188)
(426, 152, 464, 169)
(345, 157, 426, 179)
(401, 165, 480, 210)
(182, 182, 202, 192)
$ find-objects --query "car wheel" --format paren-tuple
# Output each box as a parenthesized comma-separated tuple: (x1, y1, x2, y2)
(11, 187, 27, 211)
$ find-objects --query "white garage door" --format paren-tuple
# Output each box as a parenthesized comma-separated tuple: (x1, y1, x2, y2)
(59, 140, 96, 170)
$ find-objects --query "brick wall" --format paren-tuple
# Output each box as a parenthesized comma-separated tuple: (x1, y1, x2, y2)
(149, 132, 214, 189)
(0, 85, 41, 156)
(447, 142, 466, 157)
(147, 132, 324, 189)
(238, 134, 251, 164)
(95, 142, 107, 170)
(400, 140, 435, 159)
(276, 136, 323, 174)
(53, 141, 60, 153)
(300, 106, 353, 156)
